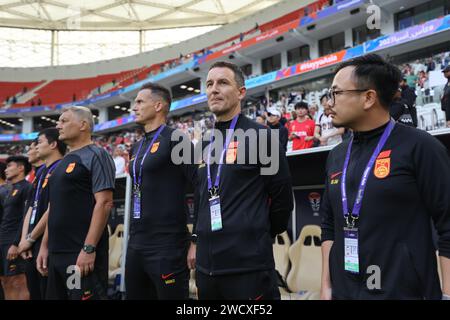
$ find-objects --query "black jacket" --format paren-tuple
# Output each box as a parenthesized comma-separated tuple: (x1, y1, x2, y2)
(194, 115, 293, 275)
(321, 122, 450, 299)
(269, 122, 289, 151)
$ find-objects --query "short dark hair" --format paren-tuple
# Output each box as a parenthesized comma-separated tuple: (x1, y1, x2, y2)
(6, 155, 31, 176)
(334, 54, 402, 108)
(294, 101, 309, 110)
(320, 94, 328, 104)
(0, 162, 6, 180)
(38, 127, 67, 156)
(140, 82, 172, 111)
(209, 61, 245, 88)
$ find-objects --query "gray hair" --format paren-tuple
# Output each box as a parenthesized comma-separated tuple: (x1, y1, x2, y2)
(62, 106, 94, 132)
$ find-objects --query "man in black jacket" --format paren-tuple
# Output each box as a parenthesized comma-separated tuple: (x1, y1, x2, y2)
(320, 54, 450, 300)
(266, 107, 288, 151)
(441, 65, 450, 128)
(193, 61, 293, 299)
(399, 78, 417, 127)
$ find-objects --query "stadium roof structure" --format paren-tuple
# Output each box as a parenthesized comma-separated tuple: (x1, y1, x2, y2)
(0, 0, 283, 30)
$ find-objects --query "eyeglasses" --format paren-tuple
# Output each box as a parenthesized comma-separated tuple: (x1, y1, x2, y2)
(327, 88, 370, 106)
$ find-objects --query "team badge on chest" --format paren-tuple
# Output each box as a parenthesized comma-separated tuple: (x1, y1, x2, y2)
(66, 162, 76, 173)
(151, 141, 160, 153)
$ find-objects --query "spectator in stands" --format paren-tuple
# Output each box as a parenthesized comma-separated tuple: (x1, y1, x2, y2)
(113, 146, 126, 175)
(418, 70, 428, 88)
(72, 94, 76, 102)
(390, 89, 415, 127)
(256, 114, 266, 126)
(22, 87, 27, 94)
(441, 65, 450, 127)
(399, 78, 417, 127)
(5, 96, 9, 105)
(287, 101, 315, 150)
(314, 94, 344, 146)
(267, 107, 288, 150)
(426, 57, 436, 72)
(31, 100, 35, 107)
(239, 33, 244, 42)
(12, 97, 17, 105)
(37, 98, 41, 106)
(309, 103, 319, 121)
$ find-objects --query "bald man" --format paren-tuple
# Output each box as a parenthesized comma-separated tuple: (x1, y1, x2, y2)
(37, 106, 116, 300)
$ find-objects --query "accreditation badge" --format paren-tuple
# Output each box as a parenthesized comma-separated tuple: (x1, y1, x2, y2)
(133, 186, 142, 219)
(209, 196, 222, 232)
(344, 227, 359, 273)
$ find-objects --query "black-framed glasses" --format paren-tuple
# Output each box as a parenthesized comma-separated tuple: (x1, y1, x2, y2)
(327, 88, 370, 106)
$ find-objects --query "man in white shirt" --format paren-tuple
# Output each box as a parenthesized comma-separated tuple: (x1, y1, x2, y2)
(314, 94, 344, 146)
(113, 146, 126, 175)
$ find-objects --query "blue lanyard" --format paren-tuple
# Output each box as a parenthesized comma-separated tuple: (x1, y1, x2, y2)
(341, 120, 395, 226)
(33, 160, 60, 206)
(206, 115, 239, 194)
(132, 125, 165, 188)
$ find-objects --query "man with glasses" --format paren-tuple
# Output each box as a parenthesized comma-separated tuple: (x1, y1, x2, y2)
(320, 54, 450, 300)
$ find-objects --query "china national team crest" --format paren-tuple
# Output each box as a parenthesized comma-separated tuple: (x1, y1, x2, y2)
(226, 141, 239, 164)
(374, 157, 390, 179)
(12, 189, 18, 197)
(151, 142, 160, 153)
(66, 162, 76, 173)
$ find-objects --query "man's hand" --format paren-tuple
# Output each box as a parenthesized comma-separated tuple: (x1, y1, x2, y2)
(76, 250, 96, 277)
(36, 245, 49, 276)
(20, 248, 33, 260)
(7, 245, 19, 261)
(320, 285, 332, 300)
(187, 243, 196, 270)
(18, 238, 33, 255)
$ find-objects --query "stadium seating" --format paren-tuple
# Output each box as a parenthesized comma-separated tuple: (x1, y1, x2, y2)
(283, 225, 322, 300)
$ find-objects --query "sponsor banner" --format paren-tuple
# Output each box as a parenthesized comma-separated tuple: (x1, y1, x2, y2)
(299, 0, 364, 26)
(0, 106, 54, 114)
(296, 51, 346, 74)
(94, 114, 136, 132)
(0, 132, 38, 142)
(151, 60, 196, 82)
(170, 94, 207, 111)
(246, 71, 278, 89)
(343, 45, 364, 60)
(203, 20, 299, 63)
(365, 16, 449, 53)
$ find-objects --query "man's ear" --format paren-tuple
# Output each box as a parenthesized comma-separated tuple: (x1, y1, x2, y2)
(154, 101, 165, 113)
(238, 86, 247, 100)
(49, 140, 58, 151)
(362, 89, 377, 111)
(79, 120, 90, 132)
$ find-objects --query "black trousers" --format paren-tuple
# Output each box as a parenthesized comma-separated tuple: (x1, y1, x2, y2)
(46, 251, 108, 300)
(125, 246, 189, 300)
(24, 242, 47, 300)
(196, 269, 280, 300)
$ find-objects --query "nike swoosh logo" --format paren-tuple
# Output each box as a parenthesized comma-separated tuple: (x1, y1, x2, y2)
(330, 171, 342, 179)
(161, 273, 174, 280)
(81, 294, 93, 301)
